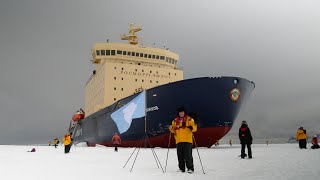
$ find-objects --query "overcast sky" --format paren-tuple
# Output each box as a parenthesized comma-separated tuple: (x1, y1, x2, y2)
(1, 0, 320, 144)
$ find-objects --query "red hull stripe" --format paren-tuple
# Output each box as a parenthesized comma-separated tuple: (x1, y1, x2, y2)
(89, 126, 232, 148)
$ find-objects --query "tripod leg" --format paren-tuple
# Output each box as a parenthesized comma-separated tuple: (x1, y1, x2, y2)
(165, 133, 172, 172)
(123, 146, 138, 168)
(124, 137, 144, 168)
(130, 146, 141, 172)
(145, 135, 159, 168)
(146, 135, 165, 173)
(130, 138, 144, 172)
(193, 135, 206, 174)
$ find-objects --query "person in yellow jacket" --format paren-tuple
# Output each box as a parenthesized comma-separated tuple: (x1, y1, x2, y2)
(296, 127, 307, 149)
(62, 133, 72, 153)
(169, 107, 197, 174)
(53, 138, 59, 149)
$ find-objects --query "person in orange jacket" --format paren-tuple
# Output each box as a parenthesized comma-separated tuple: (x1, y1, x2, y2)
(296, 127, 307, 149)
(311, 135, 319, 149)
(111, 133, 121, 152)
(169, 107, 197, 174)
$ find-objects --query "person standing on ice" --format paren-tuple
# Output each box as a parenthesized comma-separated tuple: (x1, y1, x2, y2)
(62, 133, 72, 154)
(111, 133, 121, 152)
(311, 135, 319, 149)
(53, 138, 59, 148)
(169, 107, 197, 173)
(296, 127, 307, 149)
(239, 120, 253, 159)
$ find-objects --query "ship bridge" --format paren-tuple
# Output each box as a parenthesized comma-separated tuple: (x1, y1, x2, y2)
(85, 24, 183, 116)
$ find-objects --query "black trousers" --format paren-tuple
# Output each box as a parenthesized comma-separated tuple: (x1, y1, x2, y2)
(114, 144, 118, 152)
(299, 139, 307, 149)
(64, 144, 71, 153)
(177, 142, 194, 171)
(241, 143, 252, 158)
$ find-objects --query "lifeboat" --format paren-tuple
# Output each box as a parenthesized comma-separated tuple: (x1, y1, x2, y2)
(72, 109, 85, 122)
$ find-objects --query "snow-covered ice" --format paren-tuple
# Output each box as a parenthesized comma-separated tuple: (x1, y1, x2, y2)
(0, 144, 319, 180)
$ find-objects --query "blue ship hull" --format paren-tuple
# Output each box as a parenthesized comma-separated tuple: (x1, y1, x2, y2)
(72, 77, 254, 148)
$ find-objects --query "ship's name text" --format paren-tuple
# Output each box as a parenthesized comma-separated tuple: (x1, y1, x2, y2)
(146, 106, 159, 112)
(121, 71, 170, 79)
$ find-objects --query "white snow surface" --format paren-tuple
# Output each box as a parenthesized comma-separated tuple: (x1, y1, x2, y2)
(0, 144, 319, 180)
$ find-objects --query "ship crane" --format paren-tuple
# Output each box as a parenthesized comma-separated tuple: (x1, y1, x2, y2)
(121, 23, 142, 45)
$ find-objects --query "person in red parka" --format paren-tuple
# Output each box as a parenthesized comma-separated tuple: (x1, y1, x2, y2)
(311, 135, 319, 149)
(112, 133, 121, 152)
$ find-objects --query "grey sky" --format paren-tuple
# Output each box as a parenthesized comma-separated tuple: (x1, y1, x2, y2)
(0, 0, 319, 144)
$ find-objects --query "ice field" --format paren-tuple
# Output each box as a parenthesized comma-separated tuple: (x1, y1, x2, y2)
(0, 143, 319, 180)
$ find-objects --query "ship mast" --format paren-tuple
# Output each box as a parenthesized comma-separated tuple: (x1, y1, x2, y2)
(121, 23, 142, 45)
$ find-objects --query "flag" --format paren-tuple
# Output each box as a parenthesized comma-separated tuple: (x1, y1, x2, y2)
(111, 91, 146, 134)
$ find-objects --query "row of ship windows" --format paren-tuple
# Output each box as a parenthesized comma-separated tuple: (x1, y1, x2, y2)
(114, 68, 176, 76)
(96, 49, 177, 64)
(113, 79, 159, 84)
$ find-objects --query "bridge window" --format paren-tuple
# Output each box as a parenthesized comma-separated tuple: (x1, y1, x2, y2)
(156, 55, 159, 59)
(106, 50, 110, 55)
(114, 98, 116, 101)
(101, 50, 106, 55)
(142, 79, 144, 82)
(114, 87, 116, 90)
(128, 52, 131, 56)
(160, 56, 164, 60)
(123, 51, 127, 55)
(111, 50, 115, 55)
(136, 53, 139, 57)
(148, 54, 151, 58)
(135, 79, 137, 82)
(131, 52, 135, 56)
(114, 77, 116, 80)
(96, 50, 100, 56)
(117, 50, 122, 55)
(121, 88, 123, 91)
(144, 54, 148, 58)
(121, 78, 124, 80)
(140, 53, 143, 57)
(152, 55, 155, 59)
